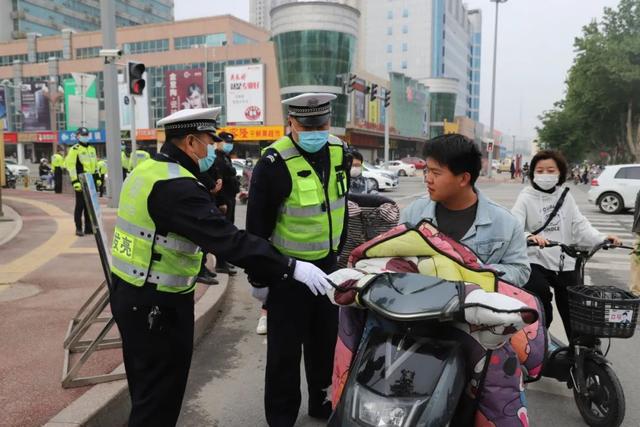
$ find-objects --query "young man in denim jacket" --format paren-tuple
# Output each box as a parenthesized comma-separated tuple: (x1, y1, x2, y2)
(401, 134, 530, 286)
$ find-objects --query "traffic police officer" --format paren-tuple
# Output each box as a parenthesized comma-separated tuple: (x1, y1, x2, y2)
(247, 93, 349, 426)
(96, 158, 108, 197)
(51, 147, 65, 193)
(109, 107, 332, 427)
(65, 127, 98, 236)
(128, 147, 151, 171)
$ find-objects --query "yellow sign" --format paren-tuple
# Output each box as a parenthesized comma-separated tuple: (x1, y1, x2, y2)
(219, 126, 285, 141)
(443, 120, 459, 134)
(368, 98, 379, 125)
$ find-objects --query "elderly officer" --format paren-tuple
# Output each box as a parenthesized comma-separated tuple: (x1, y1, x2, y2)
(109, 107, 332, 427)
(247, 93, 349, 426)
(65, 127, 98, 236)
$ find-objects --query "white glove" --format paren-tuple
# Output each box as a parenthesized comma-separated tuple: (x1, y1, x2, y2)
(293, 261, 331, 296)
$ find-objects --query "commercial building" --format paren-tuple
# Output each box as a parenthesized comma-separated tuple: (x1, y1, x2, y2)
(0, 16, 285, 163)
(0, 0, 174, 42)
(250, 0, 272, 30)
(360, 0, 482, 122)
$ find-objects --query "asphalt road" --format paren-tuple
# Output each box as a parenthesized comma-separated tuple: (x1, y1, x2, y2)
(179, 176, 640, 427)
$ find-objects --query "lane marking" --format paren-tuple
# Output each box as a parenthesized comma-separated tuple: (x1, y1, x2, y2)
(0, 196, 76, 285)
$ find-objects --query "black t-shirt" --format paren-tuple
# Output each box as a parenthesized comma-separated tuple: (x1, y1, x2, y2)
(435, 202, 478, 241)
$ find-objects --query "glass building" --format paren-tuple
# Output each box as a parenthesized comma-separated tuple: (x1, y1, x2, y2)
(0, 0, 174, 41)
(270, 0, 360, 132)
(425, 77, 458, 138)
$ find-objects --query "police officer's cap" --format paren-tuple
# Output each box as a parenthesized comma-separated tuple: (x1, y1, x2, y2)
(218, 131, 234, 143)
(157, 107, 223, 142)
(76, 127, 90, 136)
(283, 93, 336, 127)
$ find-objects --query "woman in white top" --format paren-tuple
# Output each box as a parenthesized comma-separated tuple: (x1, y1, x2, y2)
(511, 150, 621, 336)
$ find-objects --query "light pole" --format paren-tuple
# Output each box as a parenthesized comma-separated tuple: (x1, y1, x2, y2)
(487, 0, 507, 178)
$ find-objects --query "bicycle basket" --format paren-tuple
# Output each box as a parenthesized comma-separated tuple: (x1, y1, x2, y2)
(568, 286, 640, 338)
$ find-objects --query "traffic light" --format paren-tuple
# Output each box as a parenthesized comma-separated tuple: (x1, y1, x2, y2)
(370, 83, 378, 101)
(384, 89, 391, 108)
(347, 73, 357, 93)
(127, 61, 146, 96)
(487, 141, 494, 153)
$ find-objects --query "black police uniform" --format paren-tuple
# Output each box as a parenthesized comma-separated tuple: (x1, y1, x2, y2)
(247, 136, 349, 426)
(110, 141, 297, 427)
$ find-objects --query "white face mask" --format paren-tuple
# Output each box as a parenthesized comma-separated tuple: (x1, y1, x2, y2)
(350, 166, 362, 178)
(533, 173, 559, 190)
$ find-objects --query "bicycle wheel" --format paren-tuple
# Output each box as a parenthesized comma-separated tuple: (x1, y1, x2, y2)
(573, 359, 625, 427)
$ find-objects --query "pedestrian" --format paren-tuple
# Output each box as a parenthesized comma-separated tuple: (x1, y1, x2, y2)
(65, 127, 98, 236)
(511, 149, 621, 335)
(128, 148, 151, 171)
(510, 159, 516, 179)
(39, 158, 52, 187)
(631, 189, 640, 296)
(247, 93, 348, 426)
(109, 107, 332, 427)
(51, 146, 65, 193)
(97, 158, 108, 197)
(121, 144, 129, 180)
(349, 150, 369, 194)
(522, 162, 529, 184)
(212, 131, 241, 275)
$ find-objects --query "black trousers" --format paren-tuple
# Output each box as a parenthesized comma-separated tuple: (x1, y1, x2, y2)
(265, 280, 339, 427)
(524, 263, 578, 337)
(110, 282, 194, 427)
(74, 191, 91, 232)
(54, 167, 63, 193)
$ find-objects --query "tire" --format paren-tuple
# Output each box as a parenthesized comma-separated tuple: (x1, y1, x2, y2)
(367, 178, 379, 192)
(398, 169, 407, 177)
(573, 360, 625, 427)
(597, 193, 623, 214)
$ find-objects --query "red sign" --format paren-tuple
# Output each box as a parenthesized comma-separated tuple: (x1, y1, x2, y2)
(3, 132, 17, 143)
(136, 128, 157, 140)
(36, 131, 58, 143)
(165, 69, 207, 116)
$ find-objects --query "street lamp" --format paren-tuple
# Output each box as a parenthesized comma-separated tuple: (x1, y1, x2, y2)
(487, 0, 507, 178)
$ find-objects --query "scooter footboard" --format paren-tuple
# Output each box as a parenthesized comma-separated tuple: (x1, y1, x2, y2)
(330, 327, 466, 427)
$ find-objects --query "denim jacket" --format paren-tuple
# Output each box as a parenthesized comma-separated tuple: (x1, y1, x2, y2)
(400, 190, 531, 286)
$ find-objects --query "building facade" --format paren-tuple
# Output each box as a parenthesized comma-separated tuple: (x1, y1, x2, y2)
(250, 0, 272, 30)
(0, 16, 284, 163)
(270, 0, 360, 133)
(467, 9, 482, 122)
(0, 0, 174, 42)
(360, 0, 481, 121)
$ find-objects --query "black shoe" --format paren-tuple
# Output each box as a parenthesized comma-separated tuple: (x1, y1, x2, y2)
(308, 404, 332, 421)
(84, 229, 93, 235)
(75, 229, 84, 236)
(200, 266, 217, 278)
(196, 274, 219, 285)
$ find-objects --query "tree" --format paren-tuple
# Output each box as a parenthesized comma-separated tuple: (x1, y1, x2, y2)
(537, 0, 640, 163)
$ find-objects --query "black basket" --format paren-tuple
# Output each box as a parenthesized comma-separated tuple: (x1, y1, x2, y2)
(568, 286, 640, 338)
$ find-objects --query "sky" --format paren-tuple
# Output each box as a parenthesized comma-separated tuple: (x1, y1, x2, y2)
(175, 0, 620, 142)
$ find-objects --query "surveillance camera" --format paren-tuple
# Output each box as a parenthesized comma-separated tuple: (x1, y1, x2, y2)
(99, 49, 123, 58)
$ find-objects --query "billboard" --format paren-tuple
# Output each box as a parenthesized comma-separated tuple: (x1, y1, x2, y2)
(368, 96, 379, 125)
(64, 73, 99, 131)
(21, 82, 50, 131)
(0, 86, 7, 130)
(165, 69, 207, 116)
(59, 129, 105, 145)
(225, 64, 265, 125)
(118, 73, 150, 130)
(354, 78, 366, 123)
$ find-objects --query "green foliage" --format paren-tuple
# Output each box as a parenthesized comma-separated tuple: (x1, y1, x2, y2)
(537, 0, 640, 163)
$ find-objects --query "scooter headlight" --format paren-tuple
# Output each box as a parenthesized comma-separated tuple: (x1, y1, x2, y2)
(353, 384, 420, 427)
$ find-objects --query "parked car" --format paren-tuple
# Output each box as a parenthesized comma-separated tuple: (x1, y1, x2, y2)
(4, 159, 29, 176)
(401, 156, 427, 170)
(363, 162, 398, 191)
(497, 158, 512, 174)
(386, 160, 416, 177)
(588, 164, 640, 214)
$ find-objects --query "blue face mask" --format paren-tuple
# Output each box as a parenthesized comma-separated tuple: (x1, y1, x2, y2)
(293, 124, 329, 153)
(222, 142, 234, 154)
(194, 138, 217, 172)
(78, 135, 90, 144)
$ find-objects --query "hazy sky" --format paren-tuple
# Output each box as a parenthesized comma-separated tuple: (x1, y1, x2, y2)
(175, 0, 619, 140)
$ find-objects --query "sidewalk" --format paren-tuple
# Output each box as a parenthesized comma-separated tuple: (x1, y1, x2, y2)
(0, 189, 229, 427)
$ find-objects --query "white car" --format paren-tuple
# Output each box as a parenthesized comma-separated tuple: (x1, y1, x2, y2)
(588, 164, 640, 214)
(386, 160, 416, 177)
(362, 163, 398, 191)
(5, 159, 29, 176)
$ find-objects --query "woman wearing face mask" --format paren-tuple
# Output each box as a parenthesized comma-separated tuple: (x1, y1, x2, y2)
(348, 150, 369, 194)
(511, 150, 622, 335)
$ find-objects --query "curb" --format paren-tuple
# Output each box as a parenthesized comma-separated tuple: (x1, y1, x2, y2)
(0, 204, 23, 247)
(43, 275, 231, 427)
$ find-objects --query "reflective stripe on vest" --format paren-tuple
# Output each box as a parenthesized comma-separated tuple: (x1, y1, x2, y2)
(111, 159, 203, 293)
(267, 136, 347, 261)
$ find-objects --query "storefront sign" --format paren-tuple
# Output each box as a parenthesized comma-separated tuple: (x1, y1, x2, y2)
(219, 125, 284, 141)
(3, 132, 17, 143)
(136, 128, 157, 140)
(36, 131, 58, 143)
(59, 129, 106, 144)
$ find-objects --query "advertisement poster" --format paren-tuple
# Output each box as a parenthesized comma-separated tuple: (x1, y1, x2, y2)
(225, 64, 265, 125)
(0, 86, 7, 130)
(118, 73, 150, 130)
(64, 73, 99, 131)
(354, 78, 366, 123)
(368, 96, 379, 125)
(165, 68, 207, 116)
(21, 82, 50, 131)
